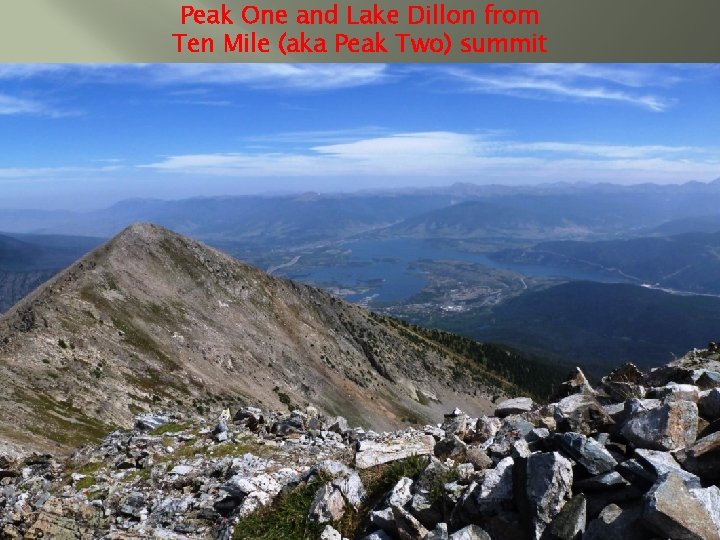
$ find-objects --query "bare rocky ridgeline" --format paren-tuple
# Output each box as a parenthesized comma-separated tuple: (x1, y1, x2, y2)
(0, 223, 528, 458)
(3, 346, 720, 538)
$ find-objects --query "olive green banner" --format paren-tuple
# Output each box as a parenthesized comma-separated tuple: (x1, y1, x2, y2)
(0, 0, 718, 61)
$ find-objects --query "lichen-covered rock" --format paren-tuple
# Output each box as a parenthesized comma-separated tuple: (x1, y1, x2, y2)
(476, 456, 515, 514)
(554, 394, 613, 434)
(675, 430, 720, 481)
(642, 472, 720, 540)
(465, 446, 493, 470)
(333, 471, 366, 510)
(519, 452, 574, 540)
(621, 400, 698, 451)
(308, 483, 346, 523)
(654, 382, 700, 403)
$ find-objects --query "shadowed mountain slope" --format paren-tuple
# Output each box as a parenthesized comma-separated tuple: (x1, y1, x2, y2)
(0, 224, 546, 457)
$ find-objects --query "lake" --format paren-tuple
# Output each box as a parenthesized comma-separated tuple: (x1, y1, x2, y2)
(283, 238, 624, 303)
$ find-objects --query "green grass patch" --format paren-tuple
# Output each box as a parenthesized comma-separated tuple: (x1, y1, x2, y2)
(337, 454, 429, 537)
(150, 422, 188, 435)
(18, 390, 115, 447)
(79, 461, 105, 475)
(121, 468, 151, 484)
(232, 455, 428, 539)
(233, 478, 327, 540)
(75, 476, 97, 490)
(111, 316, 179, 372)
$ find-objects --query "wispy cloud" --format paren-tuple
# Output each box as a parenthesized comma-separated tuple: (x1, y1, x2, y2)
(140, 131, 720, 183)
(0, 63, 389, 91)
(443, 64, 684, 111)
(147, 64, 389, 90)
(2, 131, 716, 185)
(0, 164, 123, 178)
(0, 94, 45, 115)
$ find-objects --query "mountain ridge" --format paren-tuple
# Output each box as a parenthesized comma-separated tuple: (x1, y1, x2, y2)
(0, 223, 552, 457)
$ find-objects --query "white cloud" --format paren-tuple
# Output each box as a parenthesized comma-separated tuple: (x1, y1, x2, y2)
(0, 164, 123, 178)
(0, 94, 45, 115)
(140, 131, 720, 183)
(147, 64, 388, 90)
(443, 65, 676, 111)
(0, 63, 388, 91)
(2, 131, 717, 185)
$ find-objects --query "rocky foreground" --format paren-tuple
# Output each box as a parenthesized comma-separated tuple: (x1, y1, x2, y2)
(5, 347, 720, 539)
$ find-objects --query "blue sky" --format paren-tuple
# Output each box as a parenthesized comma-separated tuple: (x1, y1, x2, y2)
(0, 63, 719, 209)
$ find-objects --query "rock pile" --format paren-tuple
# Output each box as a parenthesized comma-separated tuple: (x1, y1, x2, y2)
(4, 347, 720, 539)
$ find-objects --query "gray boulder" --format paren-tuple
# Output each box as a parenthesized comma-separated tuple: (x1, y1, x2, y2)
(370, 507, 396, 535)
(449, 524, 491, 539)
(475, 416, 501, 443)
(554, 432, 617, 475)
(320, 525, 342, 540)
(698, 388, 720, 420)
(387, 476, 414, 508)
(333, 471, 366, 510)
(519, 452, 574, 540)
(573, 471, 628, 491)
(442, 409, 470, 437)
(427, 523, 449, 540)
(476, 456, 515, 514)
(654, 382, 700, 403)
(634, 448, 700, 488)
(621, 400, 698, 451)
(554, 367, 595, 399)
(641, 472, 720, 540)
(362, 532, 393, 540)
(495, 397, 534, 418)
(583, 503, 651, 540)
(697, 370, 720, 390)
(392, 504, 429, 540)
(544, 493, 586, 540)
(554, 394, 613, 434)
(675, 430, 720, 481)
(355, 434, 435, 469)
(327, 416, 349, 434)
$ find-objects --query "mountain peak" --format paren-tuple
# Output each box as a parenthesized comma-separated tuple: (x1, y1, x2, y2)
(0, 224, 525, 456)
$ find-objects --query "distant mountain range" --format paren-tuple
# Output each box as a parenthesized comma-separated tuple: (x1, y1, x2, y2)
(4, 180, 720, 243)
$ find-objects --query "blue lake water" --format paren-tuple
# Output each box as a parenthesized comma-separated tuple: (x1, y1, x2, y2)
(285, 239, 624, 303)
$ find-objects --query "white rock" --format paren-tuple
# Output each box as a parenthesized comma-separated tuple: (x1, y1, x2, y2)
(355, 434, 435, 469)
(320, 525, 342, 540)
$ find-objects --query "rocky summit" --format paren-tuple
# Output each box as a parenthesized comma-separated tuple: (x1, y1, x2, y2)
(3, 346, 720, 538)
(0, 223, 538, 458)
